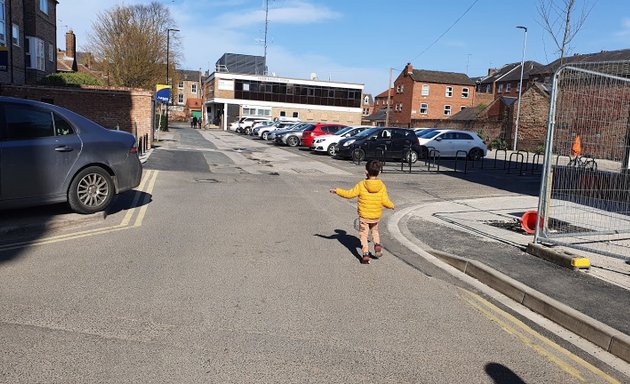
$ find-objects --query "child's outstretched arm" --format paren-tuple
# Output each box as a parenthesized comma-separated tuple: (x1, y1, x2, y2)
(330, 182, 361, 199)
(381, 185, 395, 209)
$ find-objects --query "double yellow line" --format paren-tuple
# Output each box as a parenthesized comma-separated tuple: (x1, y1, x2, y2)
(0, 170, 159, 252)
(459, 288, 621, 384)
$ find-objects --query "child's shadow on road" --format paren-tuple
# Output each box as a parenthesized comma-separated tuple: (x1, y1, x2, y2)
(315, 230, 362, 262)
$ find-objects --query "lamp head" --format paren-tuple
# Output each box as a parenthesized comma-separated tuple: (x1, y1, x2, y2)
(516, 25, 527, 32)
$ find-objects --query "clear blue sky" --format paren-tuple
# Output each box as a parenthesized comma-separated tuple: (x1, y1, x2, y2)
(57, 0, 630, 95)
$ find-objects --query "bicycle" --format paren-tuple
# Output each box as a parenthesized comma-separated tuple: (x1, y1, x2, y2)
(567, 155, 598, 171)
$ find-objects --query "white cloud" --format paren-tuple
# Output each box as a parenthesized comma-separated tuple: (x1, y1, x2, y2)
(617, 18, 630, 37)
(216, 0, 341, 28)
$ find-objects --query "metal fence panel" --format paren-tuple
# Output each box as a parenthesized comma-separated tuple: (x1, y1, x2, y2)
(536, 61, 630, 260)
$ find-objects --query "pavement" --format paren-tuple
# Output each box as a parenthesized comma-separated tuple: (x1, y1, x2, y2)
(388, 195, 630, 365)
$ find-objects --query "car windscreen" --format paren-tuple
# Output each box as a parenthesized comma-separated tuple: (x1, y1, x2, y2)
(416, 129, 437, 137)
(334, 126, 355, 136)
(353, 127, 381, 139)
(421, 130, 442, 139)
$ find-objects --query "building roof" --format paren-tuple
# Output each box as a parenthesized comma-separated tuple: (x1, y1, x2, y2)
(375, 89, 394, 98)
(178, 69, 201, 81)
(449, 105, 485, 121)
(478, 61, 543, 84)
(364, 108, 388, 121)
(530, 49, 630, 76)
(409, 69, 474, 86)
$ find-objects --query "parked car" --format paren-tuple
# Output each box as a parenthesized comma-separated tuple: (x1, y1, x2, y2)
(254, 121, 298, 140)
(417, 129, 487, 160)
(311, 126, 371, 156)
(0, 97, 142, 214)
(250, 119, 275, 133)
(301, 123, 347, 147)
(267, 123, 307, 142)
(336, 127, 421, 163)
(274, 124, 312, 147)
(230, 117, 266, 132)
(234, 117, 272, 134)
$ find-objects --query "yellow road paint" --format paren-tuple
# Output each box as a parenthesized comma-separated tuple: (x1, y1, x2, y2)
(133, 169, 159, 227)
(0, 170, 159, 252)
(459, 289, 621, 384)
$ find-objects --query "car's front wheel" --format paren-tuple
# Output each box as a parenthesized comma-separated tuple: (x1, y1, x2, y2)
(261, 131, 269, 140)
(68, 166, 115, 214)
(352, 148, 365, 163)
(287, 136, 300, 147)
(327, 144, 337, 156)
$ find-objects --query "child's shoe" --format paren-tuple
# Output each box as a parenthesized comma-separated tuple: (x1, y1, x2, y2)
(361, 253, 371, 264)
(374, 244, 383, 258)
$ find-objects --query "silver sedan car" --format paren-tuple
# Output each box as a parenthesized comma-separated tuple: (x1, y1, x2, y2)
(0, 97, 142, 214)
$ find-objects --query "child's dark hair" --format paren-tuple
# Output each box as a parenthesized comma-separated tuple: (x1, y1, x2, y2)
(366, 160, 381, 177)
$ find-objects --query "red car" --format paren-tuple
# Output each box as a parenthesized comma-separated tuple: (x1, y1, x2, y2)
(301, 123, 347, 147)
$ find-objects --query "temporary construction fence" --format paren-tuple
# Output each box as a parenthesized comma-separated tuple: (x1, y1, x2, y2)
(535, 60, 630, 261)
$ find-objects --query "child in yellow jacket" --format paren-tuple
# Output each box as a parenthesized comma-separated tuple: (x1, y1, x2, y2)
(330, 160, 394, 264)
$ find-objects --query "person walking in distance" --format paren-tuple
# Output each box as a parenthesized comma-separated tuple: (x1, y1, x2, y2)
(330, 160, 394, 264)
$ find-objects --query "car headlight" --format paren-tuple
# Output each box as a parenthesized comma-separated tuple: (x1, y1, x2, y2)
(277, 134, 285, 138)
(343, 139, 355, 147)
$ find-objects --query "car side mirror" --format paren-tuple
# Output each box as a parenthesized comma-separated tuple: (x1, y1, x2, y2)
(435, 137, 442, 141)
(370, 136, 377, 141)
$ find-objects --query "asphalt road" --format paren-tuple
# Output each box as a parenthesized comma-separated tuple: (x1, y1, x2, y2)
(0, 125, 627, 383)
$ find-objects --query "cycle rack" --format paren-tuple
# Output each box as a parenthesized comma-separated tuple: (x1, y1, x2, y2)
(507, 152, 525, 175)
(516, 150, 531, 173)
(453, 150, 469, 173)
(493, 149, 508, 169)
(531, 153, 544, 174)
(555, 154, 571, 167)
(425, 148, 440, 172)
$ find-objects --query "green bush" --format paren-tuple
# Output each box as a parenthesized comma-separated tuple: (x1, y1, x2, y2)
(491, 137, 507, 150)
(156, 114, 168, 132)
(39, 72, 104, 86)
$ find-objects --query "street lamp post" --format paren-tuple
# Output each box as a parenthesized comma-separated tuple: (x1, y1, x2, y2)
(513, 25, 528, 151)
(165, 28, 180, 131)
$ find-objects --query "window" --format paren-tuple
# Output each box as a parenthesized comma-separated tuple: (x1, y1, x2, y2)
(242, 83, 250, 91)
(445, 86, 453, 97)
(178, 94, 184, 104)
(364, 95, 369, 103)
(444, 105, 452, 116)
(279, 111, 286, 117)
(292, 112, 299, 118)
(396, 85, 401, 93)
(12, 24, 19, 47)
(0, 1, 6, 45)
(398, 103, 403, 111)
(460, 106, 467, 111)
(191, 83, 197, 93)
(178, 81, 184, 89)
(5, 104, 54, 140)
(25, 37, 45, 71)
(400, 84, 404, 93)
(506, 83, 512, 92)
(48, 42, 53, 61)
(421, 84, 429, 96)
(498, 84, 503, 93)
(39, 0, 48, 14)
(54, 113, 75, 136)
(485, 84, 491, 93)
(420, 103, 428, 114)
(461, 88, 469, 98)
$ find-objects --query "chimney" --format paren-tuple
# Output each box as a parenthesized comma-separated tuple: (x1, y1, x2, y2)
(487, 68, 497, 76)
(66, 30, 78, 72)
(405, 62, 413, 75)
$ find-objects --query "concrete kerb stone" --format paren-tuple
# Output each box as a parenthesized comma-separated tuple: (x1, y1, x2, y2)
(527, 242, 591, 270)
(389, 204, 630, 364)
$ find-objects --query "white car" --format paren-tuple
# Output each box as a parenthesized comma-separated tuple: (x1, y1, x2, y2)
(418, 129, 487, 160)
(256, 121, 299, 140)
(229, 117, 270, 132)
(310, 126, 372, 156)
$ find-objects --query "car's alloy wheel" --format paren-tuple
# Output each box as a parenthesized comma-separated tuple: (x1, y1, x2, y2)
(245, 127, 251, 135)
(287, 136, 299, 147)
(262, 132, 269, 140)
(68, 166, 114, 214)
(468, 148, 483, 161)
(327, 143, 337, 156)
(352, 148, 365, 163)
(404, 150, 418, 164)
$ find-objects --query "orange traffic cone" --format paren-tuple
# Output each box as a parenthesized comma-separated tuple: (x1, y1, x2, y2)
(571, 135, 582, 157)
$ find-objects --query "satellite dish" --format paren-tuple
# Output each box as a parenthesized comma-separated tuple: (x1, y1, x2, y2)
(310, 72, 318, 80)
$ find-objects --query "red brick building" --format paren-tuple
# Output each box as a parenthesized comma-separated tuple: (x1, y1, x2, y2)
(1, 0, 58, 85)
(390, 63, 476, 127)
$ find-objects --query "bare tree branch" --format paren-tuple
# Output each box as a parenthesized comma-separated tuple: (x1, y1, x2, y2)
(86, 2, 180, 89)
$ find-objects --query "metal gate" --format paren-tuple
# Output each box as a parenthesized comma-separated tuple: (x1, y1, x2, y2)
(535, 61, 630, 261)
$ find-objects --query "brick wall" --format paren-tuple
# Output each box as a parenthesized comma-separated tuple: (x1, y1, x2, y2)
(0, 85, 154, 143)
(512, 85, 550, 151)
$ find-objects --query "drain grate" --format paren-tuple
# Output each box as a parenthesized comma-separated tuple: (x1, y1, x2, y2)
(194, 178, 220, 183)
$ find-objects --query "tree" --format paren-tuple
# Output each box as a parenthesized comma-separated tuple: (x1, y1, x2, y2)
(537, 0, 594, 65)
(87, 2, 181, 89)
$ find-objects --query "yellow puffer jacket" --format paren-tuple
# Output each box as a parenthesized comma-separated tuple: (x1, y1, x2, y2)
(335, 179, 394, 219)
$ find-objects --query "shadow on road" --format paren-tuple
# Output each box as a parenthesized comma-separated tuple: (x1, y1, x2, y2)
(315, 230, 362, 262)
(485, 362, 527, 384)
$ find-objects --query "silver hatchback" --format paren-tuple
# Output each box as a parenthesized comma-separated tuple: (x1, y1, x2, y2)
(0, 97, 142, 214)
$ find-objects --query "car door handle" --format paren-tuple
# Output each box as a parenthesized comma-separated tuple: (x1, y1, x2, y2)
(54, 146, 74, 152)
